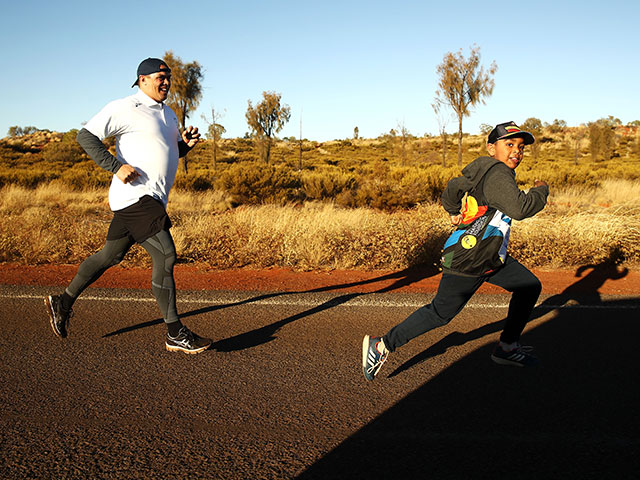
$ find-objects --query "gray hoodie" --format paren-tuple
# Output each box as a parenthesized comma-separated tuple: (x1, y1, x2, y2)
(441, 156, 549, 220)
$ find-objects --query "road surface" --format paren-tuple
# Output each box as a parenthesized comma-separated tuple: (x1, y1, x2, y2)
(1, 283, 639, 479)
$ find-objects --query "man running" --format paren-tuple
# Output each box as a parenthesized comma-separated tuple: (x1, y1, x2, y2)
(45, 57, 211, 354)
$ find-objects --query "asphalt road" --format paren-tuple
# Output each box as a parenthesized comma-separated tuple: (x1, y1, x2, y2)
(1, 284, 639, 479)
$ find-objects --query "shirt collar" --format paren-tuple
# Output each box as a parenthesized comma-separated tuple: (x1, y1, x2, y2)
(134, 89, 164, 109)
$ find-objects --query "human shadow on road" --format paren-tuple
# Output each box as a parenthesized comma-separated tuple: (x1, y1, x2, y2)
(102, 264, 441, 341)
(295, 273, 640, 478)
(387, 247, 631, 379)
(212, 264, 441, 352)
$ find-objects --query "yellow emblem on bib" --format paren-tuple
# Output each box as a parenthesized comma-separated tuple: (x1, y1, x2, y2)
(461, 235, 477, 249)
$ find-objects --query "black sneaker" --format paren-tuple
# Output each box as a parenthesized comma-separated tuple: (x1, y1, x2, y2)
(44, 295, 73, 338)
(165, 326, 212, 354)
(491, 343, 539, 367)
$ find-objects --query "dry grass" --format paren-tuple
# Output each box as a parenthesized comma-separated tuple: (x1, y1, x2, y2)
(1, 181, 639, 270)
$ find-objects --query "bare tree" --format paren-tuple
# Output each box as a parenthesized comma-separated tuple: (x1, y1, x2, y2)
(298, 111, 303, 172)
(201, 106, 225, 171)
(432, 102, 451, 167)
(396, 121, 410, 165)
(570, 125, 587, 165)
(434, 45, 497, 166)
(245, 91, 291, 163)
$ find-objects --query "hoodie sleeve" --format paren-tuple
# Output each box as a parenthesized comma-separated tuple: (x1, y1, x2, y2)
(483, 166, 549, 220)
(441, 175, 473, 215)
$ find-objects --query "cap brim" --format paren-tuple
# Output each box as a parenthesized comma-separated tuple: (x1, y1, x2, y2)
(498, 131, 535, 145)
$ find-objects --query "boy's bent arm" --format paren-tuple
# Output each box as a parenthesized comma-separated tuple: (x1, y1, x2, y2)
(441, 176, 471, 215)
(484, 170, 549, 220)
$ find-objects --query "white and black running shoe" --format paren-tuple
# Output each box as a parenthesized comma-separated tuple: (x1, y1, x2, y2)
(491, 343, 538, 367)
(165, 326, 212, 354)
(362, 335, 389, 381)
(44, 295, 73, 338)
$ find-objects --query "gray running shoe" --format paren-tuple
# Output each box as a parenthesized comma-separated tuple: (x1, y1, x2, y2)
(165, 326, 212, 354)
(44, 295, 73, 338)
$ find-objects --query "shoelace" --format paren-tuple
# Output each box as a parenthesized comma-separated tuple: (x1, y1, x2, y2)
(366, 349, 388, 375)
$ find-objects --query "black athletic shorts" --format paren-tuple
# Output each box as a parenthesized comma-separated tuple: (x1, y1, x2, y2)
(106, 195, 172, 243)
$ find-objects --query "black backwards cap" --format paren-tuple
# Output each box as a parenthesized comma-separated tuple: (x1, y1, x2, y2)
(132, 58, 171, 87)
(487, 121, 535, 145)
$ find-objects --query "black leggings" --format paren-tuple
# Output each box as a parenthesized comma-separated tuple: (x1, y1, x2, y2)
(383, 256, 542, 351)
(66, 230, 179, 324)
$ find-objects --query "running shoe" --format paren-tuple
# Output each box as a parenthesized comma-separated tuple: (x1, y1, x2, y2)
(491, 343, 538, 367)
(165, 326, 212, 354)
(44, 295, 73, 338)
(362, 335, 388, 381)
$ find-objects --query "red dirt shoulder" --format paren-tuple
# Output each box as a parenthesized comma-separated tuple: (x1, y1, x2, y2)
(0, 263, 638, 295)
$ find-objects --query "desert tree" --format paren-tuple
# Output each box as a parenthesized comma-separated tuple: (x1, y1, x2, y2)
(245, 91, 291, 163)
(434, 45, 497, 166)
(163, 51, 204, 130)
(588, 116, 618, 161)
(521, 117, 543, 161)
(163, 51, 204, 173)
(201, 106, 226, 171)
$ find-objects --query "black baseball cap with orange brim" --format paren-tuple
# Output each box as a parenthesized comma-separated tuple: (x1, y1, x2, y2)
(132, 58, 171, 87)
(487, 121, 535, 145)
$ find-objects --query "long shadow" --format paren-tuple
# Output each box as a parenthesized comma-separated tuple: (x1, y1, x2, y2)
(387, 248, 630, 378)
(213, 263, 441, 352)
(102, 263, 441, 341)
(296, 256, 640, 479)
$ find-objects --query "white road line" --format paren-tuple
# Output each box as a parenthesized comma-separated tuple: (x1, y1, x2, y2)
(1, 293, 638, 309)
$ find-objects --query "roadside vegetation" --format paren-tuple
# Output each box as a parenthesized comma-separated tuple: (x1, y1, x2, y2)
(2, 119, 639, 270)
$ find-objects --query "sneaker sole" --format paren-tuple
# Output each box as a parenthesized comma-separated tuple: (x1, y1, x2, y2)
(165, 342, 211, 354)
(362, 335, 371, 371)
(44, 296, 64, 339)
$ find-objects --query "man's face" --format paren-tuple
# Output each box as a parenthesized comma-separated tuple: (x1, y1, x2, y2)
(487, 136, 526, 170)
(138, 68, 171, 103)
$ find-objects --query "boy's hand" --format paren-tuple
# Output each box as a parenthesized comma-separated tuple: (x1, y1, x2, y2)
(450, 214, 463, 226)
(534, 179, 548, 188)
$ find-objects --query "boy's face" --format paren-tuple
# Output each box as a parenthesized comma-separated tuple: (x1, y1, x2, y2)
(487, 136, 526, 170)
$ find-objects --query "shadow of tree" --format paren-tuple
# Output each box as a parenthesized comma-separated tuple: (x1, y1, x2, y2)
(296, 253, 640, 479)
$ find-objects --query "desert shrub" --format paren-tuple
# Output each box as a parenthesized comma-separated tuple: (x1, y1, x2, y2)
(174, 171, 216, 191)
(216, 162, 301, 204)
(59, 162, 112, 190)
(41, 139, 86, 165)
(301, 169, 356, 200)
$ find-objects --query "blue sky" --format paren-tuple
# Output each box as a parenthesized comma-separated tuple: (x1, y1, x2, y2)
(2, 0, 639, 141)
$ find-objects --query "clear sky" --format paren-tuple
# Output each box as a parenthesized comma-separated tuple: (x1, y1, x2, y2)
(2, 0, 639, 141)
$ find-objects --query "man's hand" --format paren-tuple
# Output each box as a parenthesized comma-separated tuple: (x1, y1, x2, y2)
(116, 164, 140, 184)
(534, 179, 548, 188)
(182, 126, 201, 148)
(450, 214, 463, 226)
